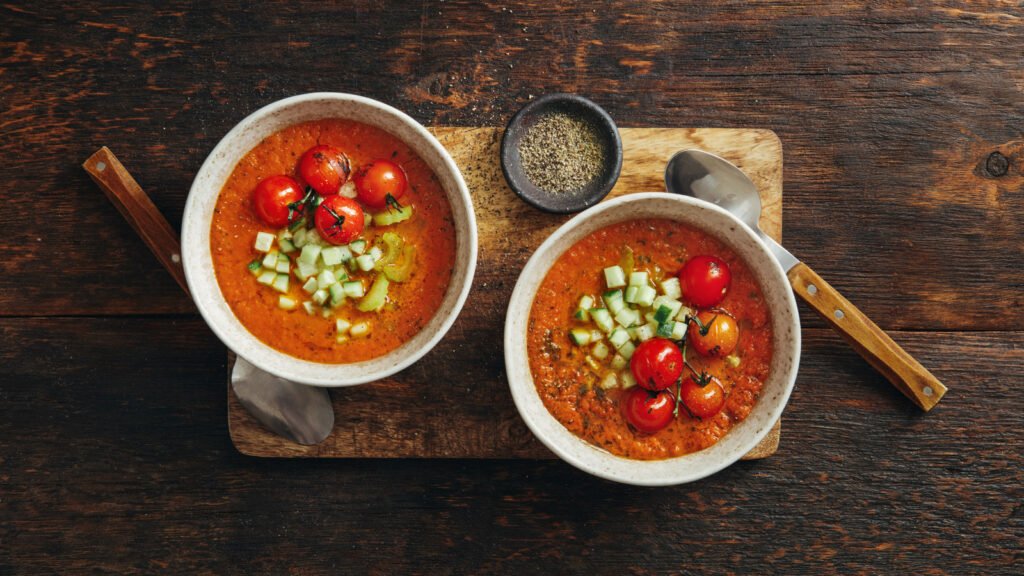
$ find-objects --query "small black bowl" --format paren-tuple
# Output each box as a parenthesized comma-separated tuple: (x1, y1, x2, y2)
(500, 93, 623, 214)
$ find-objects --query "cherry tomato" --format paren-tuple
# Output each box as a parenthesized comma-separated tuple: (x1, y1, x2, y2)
(630, 338, 684, 391)
(353, 159, 408, 209)
(687, 310, 739, 358)
(298, 145, 351, 196)
(621, 387, 676, 434)
(679, 255, 732, 308)
(251, 175, 304, 228)
(680, 375, 726, 418)
(315, 195, 364, 245)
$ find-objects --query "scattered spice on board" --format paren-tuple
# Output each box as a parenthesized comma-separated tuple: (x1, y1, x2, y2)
(518, 112, 607, 194)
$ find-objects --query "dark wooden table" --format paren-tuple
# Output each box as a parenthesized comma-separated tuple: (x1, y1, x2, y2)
(3, 2, 1022, 574)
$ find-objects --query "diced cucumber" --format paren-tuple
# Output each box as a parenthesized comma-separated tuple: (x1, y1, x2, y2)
(628, 271, 649, 287)
(590, 330, 604, 343)
(279, 238, 296, 254)
(335, 318, 351, 334)
(329, 283, 345, 307)
(292, 227, 308, 248)
(247, 259, 262, 275)
(652, 296, 683, 320)
(349, 322, 371, 338)
(364, 212, 373, 228)
(644, 311, 657, 325)
(659, 277, 682, 300)
(599, 373, 618, 390)
(340, 180, 358, 198)
(321, 308, 332, 318)
(278, 296, 298, 310)
(349, 239, 367, 255)
(277, 228, 293, 242)
(608, 328, 630, 349)
(372, 205, 413, 226)
(302, 301, 316, 315)
(342, 280, 365, 298)
(335, 334, 349, 344)
(256, 270, 277, 285)
(368, 246, 384, 262)
(619, 341, 636, 360)
(610, 354, 627, 371)
(603, 290, 625, 315)
(635, 323, 656, 341)
(296, 259, 319, 281)
(317, 270, 337, 290)
(624, 285, 640, 304)
(262, 250, 279, 269)
(356, 254, 376, 272)
(656, 320, 675, 338)
(653, 304, 674, 324)
(614, 307, 640, 328)
(305, 229, 324, 246)
(302, 277, 318, 294)
(675, 305, 695, 322)
(584, 355, 602, 374)
(298, 244, 322, 266)
(271, 274, 289, 293)
(620, 371, 637, 389)
(312, 289, 328, 305)
(636, 285, 657, 307)
(357, 275, 390, 312)
(670, 320, 688, 340)
(569, 328, 591, 346)
(254, 231, 275, 252)
(321, 246, 345, 266)
(603, 265, 626, 289)
(578, 295, 595, 311)
(573, 308, 590, 322)
(275, 255, 291, 274)
(590, 308, 614, 333)
(725, 354, 741, 368)
(592, 341, 610, 360)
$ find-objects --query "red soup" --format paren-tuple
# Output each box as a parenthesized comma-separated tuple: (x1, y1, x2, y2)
(527, 219, 773, 460)
(211, 119, 457, 363)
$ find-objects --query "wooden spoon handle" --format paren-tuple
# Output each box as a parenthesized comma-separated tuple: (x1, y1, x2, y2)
(788, 262, 946, 411)
(82, 147, 190, 297)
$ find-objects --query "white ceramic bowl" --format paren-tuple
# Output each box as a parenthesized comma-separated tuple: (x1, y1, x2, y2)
(504, 193, 800, 486)
(182, 93, 477, 386)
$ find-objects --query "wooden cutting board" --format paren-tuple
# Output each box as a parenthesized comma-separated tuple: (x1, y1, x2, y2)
(228, 127, 784, 459)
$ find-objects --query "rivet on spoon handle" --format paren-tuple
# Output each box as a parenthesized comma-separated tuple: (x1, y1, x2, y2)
(788, 262, 947, 411)
(82, 147, 190, 296)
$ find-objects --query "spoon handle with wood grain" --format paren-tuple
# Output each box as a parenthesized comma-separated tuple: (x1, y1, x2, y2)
(82, 147, 190, 297)
(788, 263, 947, 411)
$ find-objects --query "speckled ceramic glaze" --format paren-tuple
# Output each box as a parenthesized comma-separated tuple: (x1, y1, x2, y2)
(182, 93, 477, 387)
(504, 193, 800, 486)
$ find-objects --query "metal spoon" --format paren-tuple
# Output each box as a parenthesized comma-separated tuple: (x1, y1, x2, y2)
(83, 147, 334, 444)
(665, 149, 947, 411)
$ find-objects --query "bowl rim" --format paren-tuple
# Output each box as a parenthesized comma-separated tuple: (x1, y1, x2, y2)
(181, 92, 478, 387)
(504, 192, 800, 485)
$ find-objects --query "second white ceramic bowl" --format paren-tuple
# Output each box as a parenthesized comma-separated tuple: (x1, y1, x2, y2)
(182, 93, 477, 386)
(504, 193, 800, 486)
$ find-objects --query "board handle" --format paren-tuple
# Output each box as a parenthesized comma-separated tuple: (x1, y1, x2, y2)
(82, 147, 190, 297)
(788, 262, 946, 411)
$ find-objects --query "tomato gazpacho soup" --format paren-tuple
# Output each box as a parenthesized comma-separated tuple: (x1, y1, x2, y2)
(527, 219, 773, 460)
(210, 119, 457, 363)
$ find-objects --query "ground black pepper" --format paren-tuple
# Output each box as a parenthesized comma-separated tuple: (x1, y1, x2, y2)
(518, 112, 606, 194)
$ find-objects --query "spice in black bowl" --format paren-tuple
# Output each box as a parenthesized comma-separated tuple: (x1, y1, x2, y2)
(501, 94, 622, 214)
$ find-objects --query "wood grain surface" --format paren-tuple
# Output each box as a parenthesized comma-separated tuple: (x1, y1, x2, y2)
(2, 1, 1022, 574)
(228, 126, 784, 459)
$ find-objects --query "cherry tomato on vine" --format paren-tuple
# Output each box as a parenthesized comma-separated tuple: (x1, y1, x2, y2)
(251, 175, 304, 228)
(621, 387, 676, 434)
(630, 338, 684, 391)
(687, 310, 739, 358)
(679, 375, 726, 418)
(353, 159, 408, 210)
(315, 195, 364, 245)
(298, 145, 351, 196)
(679, 255, 732, 308)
